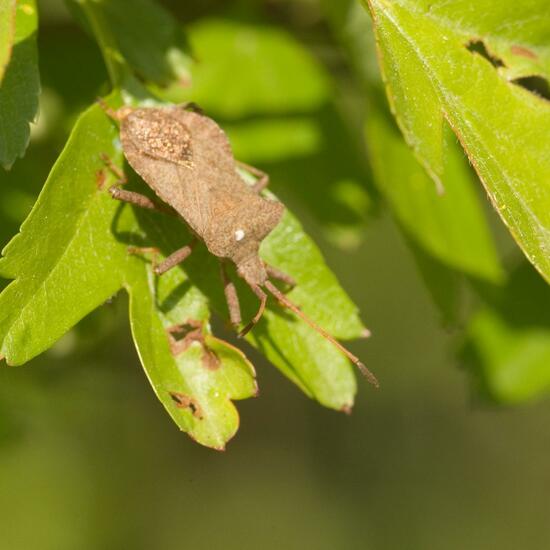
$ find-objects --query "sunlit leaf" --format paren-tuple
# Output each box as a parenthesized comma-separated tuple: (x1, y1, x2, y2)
(224, 111, 374, 250)
(0, 96, 366, 446)
(0, 0, 39, 169)
(180, 18, 330, 118)
(322, 0, 503, 321)
(128, 262, 257, 450)
(174, 17, 375, 249)
(363, 0, 550, 282)
(0, 99, 128, 360)
(0, 0, 17, 83)
(366, 101, 503, 284)
(225, 117, 322, 164)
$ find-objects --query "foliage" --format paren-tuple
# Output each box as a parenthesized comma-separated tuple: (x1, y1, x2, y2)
(363, 0, 550, 283)
(323, 0, 550, 396)
(0, 0, 39, 169)
(0, 0, 365, 448)
(1, 0, 550, 448)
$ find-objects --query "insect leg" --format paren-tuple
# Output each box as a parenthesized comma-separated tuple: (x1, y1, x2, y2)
(103, 152, 176, 215)
(100, 153, 127, 185)
(220, 262, 242, 329)
(96, 97, 119, 120)
(154, 241, 196, 275)
(109, 187, 174, 215)
(239, 284, 268, 337)
(96, 97, 134, 122)
(264, 264, 296, 288)
(236, 161, 270, 193)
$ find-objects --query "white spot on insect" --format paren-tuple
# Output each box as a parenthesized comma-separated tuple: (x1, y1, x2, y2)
(235, 229, 245, 241)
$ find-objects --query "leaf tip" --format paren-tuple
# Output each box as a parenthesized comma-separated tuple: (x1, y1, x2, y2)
(360, 328, 372, 339)
(341, 404, 353, 415)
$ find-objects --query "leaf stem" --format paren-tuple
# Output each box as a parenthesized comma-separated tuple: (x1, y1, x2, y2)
(76, 0, 127, 88)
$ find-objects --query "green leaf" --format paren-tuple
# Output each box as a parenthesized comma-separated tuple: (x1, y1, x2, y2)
(67, 0, 191, 90)
(367, 98, 504, 319)
(462, 263, 550, 403)
(172, 18, 330, 118)
(366, 100, 503, 284)
(363, 0, 550, 282)
(248, 207, 362, 408)
(0, 96, 365, 446)
(132, 169, 363, 411)
(128, 262, 258, 450)
(229, 106, 375, 250)
(0, 98, 257, 448)
(404, 237, 463, 324)
(0, 0, 39, 169)
(0, 0, 17, 83)
(224, 117, 322, 164)
(0, 98, 128, 361)
(99, 0, 191, 87)
(322, 0, 503, 320)
(174, 17, 374, 249)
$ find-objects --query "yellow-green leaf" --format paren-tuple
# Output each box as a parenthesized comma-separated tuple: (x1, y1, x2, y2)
(363, 0, 550, 282)
(0, 0, 17, 83)
(0, 96, 366, 447)
(0, 0, 39, 169)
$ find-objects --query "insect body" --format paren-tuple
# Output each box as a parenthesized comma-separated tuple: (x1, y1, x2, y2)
(121, 107, 283, 287)
(101, 102, 378, 387)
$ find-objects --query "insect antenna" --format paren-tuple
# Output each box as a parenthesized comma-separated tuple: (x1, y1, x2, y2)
(264, 281, 379, 388)
(239, 284, 268, 338)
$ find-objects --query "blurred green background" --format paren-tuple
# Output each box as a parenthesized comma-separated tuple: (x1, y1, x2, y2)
(1, 1, 550, 549)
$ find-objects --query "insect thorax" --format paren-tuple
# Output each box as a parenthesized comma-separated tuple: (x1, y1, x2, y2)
(122, 109, 193, 166)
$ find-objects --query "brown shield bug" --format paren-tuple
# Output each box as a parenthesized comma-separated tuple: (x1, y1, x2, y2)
(99, 101, 378, 387)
